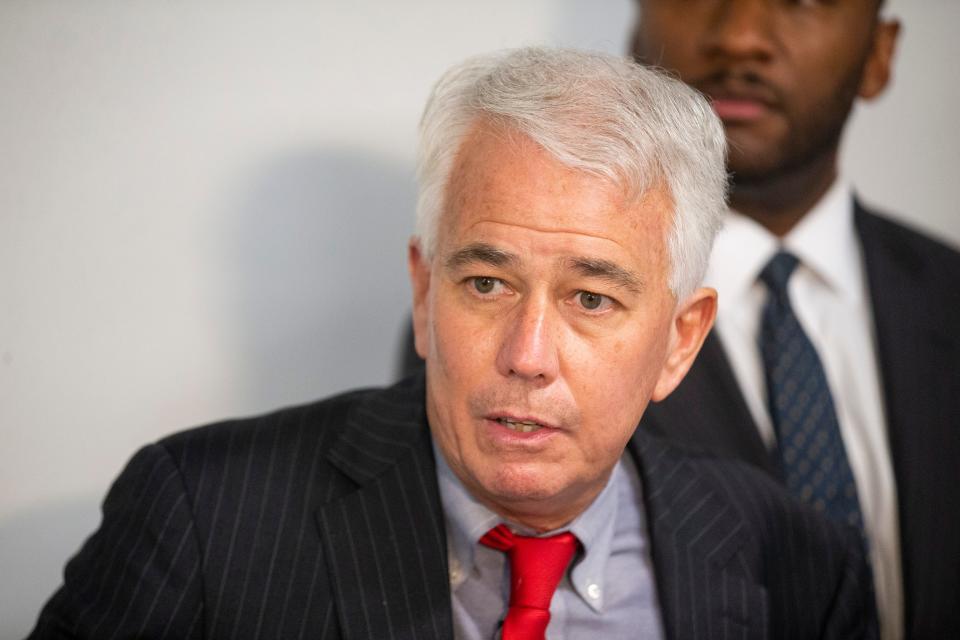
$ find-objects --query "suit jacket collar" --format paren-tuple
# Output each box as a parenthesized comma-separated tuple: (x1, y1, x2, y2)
(316, 374, 764, 640)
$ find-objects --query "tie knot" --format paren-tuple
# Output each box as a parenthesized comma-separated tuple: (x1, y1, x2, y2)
(480, 524, 578, 567)
(758, 250, 799, 295)
(480, 523, 579, 637)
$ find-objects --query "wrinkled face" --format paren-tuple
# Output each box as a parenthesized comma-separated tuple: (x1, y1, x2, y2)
(632, 0, 895, 183)
(409, 125, 710, 528)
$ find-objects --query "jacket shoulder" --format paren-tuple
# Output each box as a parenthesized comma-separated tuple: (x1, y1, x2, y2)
(691, 451, 876, 636)
(31, 379, 428, 639)
(856, 205, 960, 280)
(634, 431, 877, 637)
(687, 450, 847, 547)
(641, 433, 864, 564)
(157, 386, 374, 468)
(137, 385, 387, 554)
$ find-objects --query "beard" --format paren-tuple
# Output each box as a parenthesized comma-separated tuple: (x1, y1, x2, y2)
(724, 56, 868, 188)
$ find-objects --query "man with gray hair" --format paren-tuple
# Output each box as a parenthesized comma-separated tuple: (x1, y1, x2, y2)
(30, 47, 874, 639)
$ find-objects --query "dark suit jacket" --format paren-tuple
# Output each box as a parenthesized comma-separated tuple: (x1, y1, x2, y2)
(30, 374, 875, 640)
(639, 203, 960, 638)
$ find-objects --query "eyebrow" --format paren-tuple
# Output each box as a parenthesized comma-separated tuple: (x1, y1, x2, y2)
(566, 256, 644, 294)
(444, 242, 521, 271)
(443, 243, 643, 294)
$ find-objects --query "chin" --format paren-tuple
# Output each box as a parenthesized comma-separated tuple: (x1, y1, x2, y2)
(481, 461, 572, 505)
(727, 149, 783, 182)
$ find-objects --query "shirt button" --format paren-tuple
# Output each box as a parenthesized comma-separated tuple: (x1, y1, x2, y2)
(449, 559, 463, 586)
(586, 583, 601, 600)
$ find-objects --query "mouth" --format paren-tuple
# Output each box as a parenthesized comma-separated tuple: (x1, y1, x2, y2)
(494, 417, 547, 434)
(709, 97, 769, 122)
(484, 412, 562, 441)
(694, 75, 780, 123)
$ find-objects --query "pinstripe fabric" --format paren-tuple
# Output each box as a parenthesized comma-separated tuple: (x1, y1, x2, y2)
(28, 378, 451, 640)
(641, 203, 960, 638)
(631, 433, 876, 640)
(35, 443, 205, 640)
(30, 373, 874, 639)
(317, 386, 451, 640)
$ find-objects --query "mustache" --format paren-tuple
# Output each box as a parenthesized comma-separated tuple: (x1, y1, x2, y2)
(467, 387, 581, 430)
(690, 69, 783, 107)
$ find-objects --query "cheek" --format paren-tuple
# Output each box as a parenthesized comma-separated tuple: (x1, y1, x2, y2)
(433, 300, 475, 359)
(571, 327, 670, 422)
(429, 287, 502, 393)
(640, 17, 702, 70)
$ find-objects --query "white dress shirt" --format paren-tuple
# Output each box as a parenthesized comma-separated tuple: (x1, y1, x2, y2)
(705, 178, 903, 640)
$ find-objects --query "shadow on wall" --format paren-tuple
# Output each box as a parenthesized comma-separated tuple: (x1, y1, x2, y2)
(0, 495, 101, 637)
(6, 149, 419, 637)
(223, 147, 418, 411)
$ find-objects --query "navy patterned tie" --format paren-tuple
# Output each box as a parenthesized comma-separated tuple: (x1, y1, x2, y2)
(759, 251, 865, 533)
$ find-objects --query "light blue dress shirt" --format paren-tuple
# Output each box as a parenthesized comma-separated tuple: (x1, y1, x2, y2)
(435, 445, 664, 639)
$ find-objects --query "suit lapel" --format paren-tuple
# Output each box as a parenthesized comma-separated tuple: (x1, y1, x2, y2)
(857, 203, 940, 450)
(316, 376, 453, 640)
(856, 202, 956, 473)
(642, 331, 779, 478)
(631, 431, 768, 640)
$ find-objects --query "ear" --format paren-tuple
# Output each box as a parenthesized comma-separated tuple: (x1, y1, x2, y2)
(408, 238, 432, 359)
(858, 18, 901, 100)
(651, 287, 717, 402)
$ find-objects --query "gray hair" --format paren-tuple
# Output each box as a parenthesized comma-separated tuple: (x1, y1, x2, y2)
(415, 47, 727, 300)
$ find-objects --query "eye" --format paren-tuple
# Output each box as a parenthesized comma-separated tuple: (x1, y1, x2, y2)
(576, 290, 612, 312)
(470, 276, 504, 295)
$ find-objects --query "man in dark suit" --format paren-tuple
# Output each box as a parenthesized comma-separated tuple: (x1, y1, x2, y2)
(630, 1, 960, 638)
(30, 48, 875, 639)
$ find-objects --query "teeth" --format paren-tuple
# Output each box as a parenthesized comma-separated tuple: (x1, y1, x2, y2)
(497, 418, 542, 433)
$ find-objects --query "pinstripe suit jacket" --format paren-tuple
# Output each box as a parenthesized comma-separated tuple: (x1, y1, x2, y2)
(30, 374, 876, 640)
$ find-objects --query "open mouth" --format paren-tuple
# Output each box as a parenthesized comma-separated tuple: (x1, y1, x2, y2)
(495, 417, 545, 434)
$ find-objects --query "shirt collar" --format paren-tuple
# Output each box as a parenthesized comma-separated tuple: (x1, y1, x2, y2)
(434, 439, 620, 613)
(783, 177, 862, 303)
(705, 178, 861, 309)
(434, 440, 500, 588)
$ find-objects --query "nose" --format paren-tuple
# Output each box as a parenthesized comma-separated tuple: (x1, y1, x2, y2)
(495, 295, 560, 385)
(702, 0, 777, 62)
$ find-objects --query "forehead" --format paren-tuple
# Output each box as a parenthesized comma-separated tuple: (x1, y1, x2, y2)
(439, 125, 672, 266)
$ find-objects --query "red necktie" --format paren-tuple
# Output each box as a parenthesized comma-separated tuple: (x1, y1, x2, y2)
(480, 524, 579, 640)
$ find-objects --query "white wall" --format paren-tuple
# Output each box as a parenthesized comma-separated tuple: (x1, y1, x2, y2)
(844, 0, 960, 238)
(0, 1, 955, 636)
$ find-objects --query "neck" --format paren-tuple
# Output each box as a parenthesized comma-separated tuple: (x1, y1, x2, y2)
(494, 501, 587, 534)
(730, 152, 838, 237)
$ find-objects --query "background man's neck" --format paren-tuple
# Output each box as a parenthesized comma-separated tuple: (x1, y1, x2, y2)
(730, 153, 839, 238)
